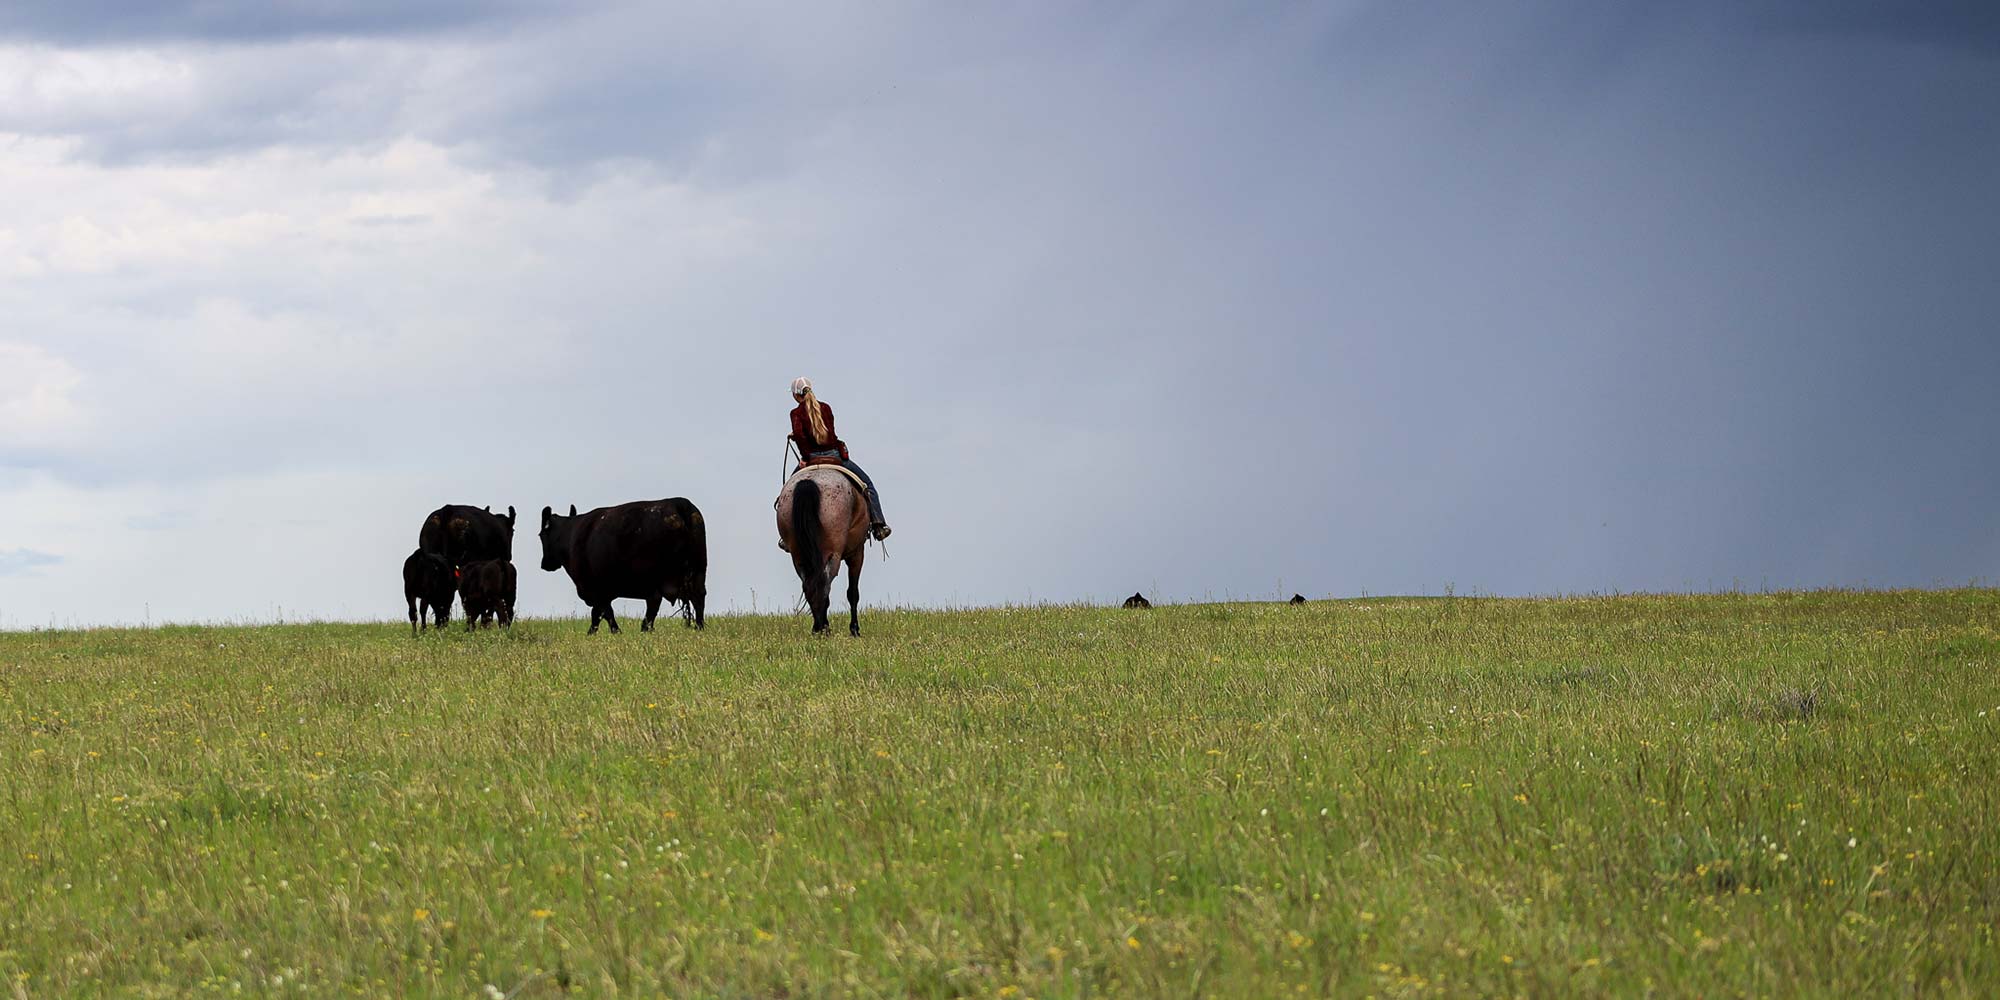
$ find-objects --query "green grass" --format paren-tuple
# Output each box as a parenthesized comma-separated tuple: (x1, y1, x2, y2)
(3, 590, 1998, 997)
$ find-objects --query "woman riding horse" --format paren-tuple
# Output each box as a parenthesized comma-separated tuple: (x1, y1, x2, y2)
(789, 376, 890, 540)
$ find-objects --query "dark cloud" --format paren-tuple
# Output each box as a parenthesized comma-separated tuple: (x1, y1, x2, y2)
(1753, 0, 2000, 56)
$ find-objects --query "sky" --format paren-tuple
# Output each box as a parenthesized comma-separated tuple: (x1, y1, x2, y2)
(1, 1, 1996, 628)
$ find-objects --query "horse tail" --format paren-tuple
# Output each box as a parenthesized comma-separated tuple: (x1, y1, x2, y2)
(791, 478, 824, 590)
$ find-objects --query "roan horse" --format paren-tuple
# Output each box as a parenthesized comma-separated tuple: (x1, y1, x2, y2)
(775, 466, 871, 635)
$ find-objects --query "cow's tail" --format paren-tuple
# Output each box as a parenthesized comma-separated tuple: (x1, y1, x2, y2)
(791, 478, 825, 596)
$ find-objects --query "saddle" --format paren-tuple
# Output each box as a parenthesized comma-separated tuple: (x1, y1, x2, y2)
(785, 463, 871, 493)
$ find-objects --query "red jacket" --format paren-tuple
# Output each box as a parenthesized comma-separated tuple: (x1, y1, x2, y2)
(790, 401, 848, 461)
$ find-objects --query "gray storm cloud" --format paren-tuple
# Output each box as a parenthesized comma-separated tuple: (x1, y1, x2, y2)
(0, 2, 1994, 627)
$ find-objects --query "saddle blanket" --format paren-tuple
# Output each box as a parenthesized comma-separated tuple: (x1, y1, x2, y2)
(785, 463, 870, 493)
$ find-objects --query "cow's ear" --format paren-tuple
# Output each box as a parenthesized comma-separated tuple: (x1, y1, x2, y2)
(507, 506, 517, 525)
(483, 505, 491, 512)
(569, 504, 577, 516)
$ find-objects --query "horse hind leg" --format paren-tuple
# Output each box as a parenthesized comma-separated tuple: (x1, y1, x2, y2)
(821, 555, 843, 634)
(846, 554, 863, 637)
(807, 561, 833, 634)
(810, 588, 830, 634)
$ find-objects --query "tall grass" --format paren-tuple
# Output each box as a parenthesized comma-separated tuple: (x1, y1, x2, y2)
(2, 590, 1996, 996)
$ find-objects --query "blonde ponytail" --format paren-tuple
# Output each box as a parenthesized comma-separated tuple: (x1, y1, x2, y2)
(800, 388, 829, 445)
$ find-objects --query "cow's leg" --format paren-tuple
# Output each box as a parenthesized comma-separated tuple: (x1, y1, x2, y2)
(465, 606, 477, 632)
(409, 597, 420, 635)
(642, 596, 660, 632)
(500, 600, 513, 628)
(601, 603, 621, 634)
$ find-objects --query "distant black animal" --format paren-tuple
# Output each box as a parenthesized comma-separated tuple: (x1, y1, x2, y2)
(402, 549, 455, 633)
(1123, 592, 1152, 609)
(1290, 594, 1307, 605)
(539, 498, 707, 634)
(419, 504, 515, 568)
(457, 559, 516, 630)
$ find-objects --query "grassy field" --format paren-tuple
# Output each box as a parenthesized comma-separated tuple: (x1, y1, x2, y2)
(2, 590, 1997, 998)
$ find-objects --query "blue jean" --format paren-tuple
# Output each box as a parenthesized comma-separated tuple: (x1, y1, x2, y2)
(800, 454, 886, 525)
(842, 460, 886, 525)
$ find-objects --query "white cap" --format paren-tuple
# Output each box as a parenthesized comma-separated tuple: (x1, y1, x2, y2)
(790, 376, 813, 396)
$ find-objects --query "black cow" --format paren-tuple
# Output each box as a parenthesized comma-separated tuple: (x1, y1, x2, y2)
(402, 549, 455, 633)
(419, 504, 515, 568)
(539, 498, 707, 634)
(1123, 592, 1152, 609)
(1290, 594, 1307, 605)
(458, 559, 516, 630)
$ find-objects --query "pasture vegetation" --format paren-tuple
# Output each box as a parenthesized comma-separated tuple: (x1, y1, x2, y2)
(2, 590, 1998, 997)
